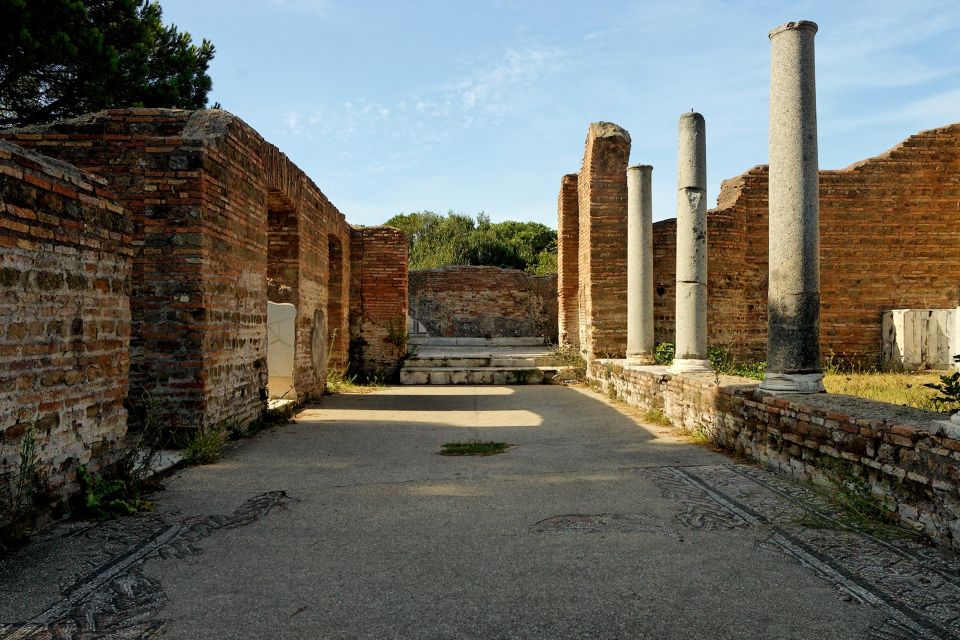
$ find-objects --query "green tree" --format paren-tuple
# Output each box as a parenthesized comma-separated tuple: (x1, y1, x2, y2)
(0, 0, 215, 128)
(385, 210, 557, 274)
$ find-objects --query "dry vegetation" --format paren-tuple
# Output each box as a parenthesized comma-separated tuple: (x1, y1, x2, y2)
(823, 370, 950, 412)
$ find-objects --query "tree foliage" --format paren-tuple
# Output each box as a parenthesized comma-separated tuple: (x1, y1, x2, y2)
(0, 0, 215, 128)
(385, 211, 557, 275)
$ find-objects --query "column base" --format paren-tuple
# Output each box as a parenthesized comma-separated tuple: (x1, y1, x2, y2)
(668, 358, 713, 374)
(758, 372, 825, 394)
(935, 416, 960, 439)
(626, 352, 655, 365)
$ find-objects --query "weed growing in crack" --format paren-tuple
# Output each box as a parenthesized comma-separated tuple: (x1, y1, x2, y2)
(77, 465, 152, 519)
(1, 425, 42, 548)
(182, 425, 228, 465)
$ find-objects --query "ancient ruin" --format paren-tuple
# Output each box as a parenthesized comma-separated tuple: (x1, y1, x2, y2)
(556, 21, 960, 547)
(557, 122, 631, 359)
(1, 8, 958, 585)
(669, 112, 711, 374)
(0, 109, 408, 520)
(761, 20, 824, 394)
(625, 165, 654, 363)
(408, 265, 557, 342)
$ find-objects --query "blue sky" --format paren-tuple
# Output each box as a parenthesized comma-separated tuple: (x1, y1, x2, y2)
(161, 0, 960, 227)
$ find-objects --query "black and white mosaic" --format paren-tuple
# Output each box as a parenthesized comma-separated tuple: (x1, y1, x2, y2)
(645, 464, 960, 640)
(530, 512, 677, 536)
(0, 491, 294, 640)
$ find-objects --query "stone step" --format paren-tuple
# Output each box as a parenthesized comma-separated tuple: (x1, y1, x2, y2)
(405, 355, 561, 368)
(407, 336, 547, 347)
(399, 366, 578, 386)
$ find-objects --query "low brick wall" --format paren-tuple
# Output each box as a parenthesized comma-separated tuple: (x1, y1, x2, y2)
(589, 360, 960, 549)
(1, 141, 132, 525)
(409, 266, 558, 341)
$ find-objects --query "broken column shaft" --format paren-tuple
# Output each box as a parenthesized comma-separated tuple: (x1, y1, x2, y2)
(760, 20, 825, 394)
(670, 112, 711, 374)
(627, 164, 654, 363)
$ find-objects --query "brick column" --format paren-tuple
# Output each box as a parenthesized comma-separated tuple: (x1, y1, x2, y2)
(557, 173, 580, 350)
(577, 122, 631, 359)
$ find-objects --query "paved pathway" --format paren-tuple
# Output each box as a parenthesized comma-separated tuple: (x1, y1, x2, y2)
(2, 385, 959, 639)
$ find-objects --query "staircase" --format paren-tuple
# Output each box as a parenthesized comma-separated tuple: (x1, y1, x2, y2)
(400, 337, 577, 385)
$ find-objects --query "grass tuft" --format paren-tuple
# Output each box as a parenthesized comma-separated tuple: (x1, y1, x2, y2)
(439, 440, 510, 456)
(642, 408, 672, 427)
(182, 425, 228, 465)
(326, 367, 384, 394)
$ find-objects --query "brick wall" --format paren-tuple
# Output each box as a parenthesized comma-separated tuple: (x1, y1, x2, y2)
(576, 122, 631, 359)
(557, 174, 579, 350)
(349, 226, 408, 379)
(327, 225, 352, 371)
(3, 108, 362, 427)
(409, 266, 557, 341)
(652, 123, 960, 364)
(589, 361, 960, 549)
(0, 141, 132, 523)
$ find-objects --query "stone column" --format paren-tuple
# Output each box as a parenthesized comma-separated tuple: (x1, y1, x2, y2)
(670, 113, 711, 374)
(626, 165, 654, 363)
(760, 20, 825, 394)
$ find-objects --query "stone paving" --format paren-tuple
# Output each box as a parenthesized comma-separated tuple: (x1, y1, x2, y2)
(1, 385, 958, 639)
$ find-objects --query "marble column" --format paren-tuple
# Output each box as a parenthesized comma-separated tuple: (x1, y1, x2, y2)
(627, 165, 654, 363)
(760, 20, 825, 394)
(670, 113, 711, 374)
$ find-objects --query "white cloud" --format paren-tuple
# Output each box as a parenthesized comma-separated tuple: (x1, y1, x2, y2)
(281, 111, 302, 136)
(827, 89, 960, 135)
(264, 0, 331, 17)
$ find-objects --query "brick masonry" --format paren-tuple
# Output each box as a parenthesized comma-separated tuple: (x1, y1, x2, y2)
(0, 140, 132, 523)
(589, 360, 960, 550)
(2, 108, 408, 429)
(349, 226, 409, 379)
(557, 174, 579, 350)
(576, 123, 631, 359)
(651, 123, 960, 364)
(409, 266, 558, 341)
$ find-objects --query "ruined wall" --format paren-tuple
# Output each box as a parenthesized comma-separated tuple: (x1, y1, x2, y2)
(3, 108, 357, 427)
(327, 224, 352, 371)
(0, 141, 132, 522)
(576, 123, 631, 359)
(652, 124, 960, 364)
(260, 143, 351, 402)
(408, 266, 557, 341)
(590, 360, 960, 550)
(349, 226, 408, 379)
(557, 174, 579, 350)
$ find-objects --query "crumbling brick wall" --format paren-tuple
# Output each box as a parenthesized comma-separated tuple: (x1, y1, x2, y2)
(408, 266, 558, 341)
(0, 141, 132, 523)
(349, 226, 408, 379)
(652, 123, 960, 364)
(3, 108, 359, 428)
(557, 174, 579, 350)
(574, 122, 631, 359)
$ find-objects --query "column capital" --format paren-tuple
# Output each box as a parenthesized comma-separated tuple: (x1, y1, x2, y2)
(769, 20, 818, 39)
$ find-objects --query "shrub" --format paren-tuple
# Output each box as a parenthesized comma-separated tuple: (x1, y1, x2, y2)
(653, 342, 675, 365)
